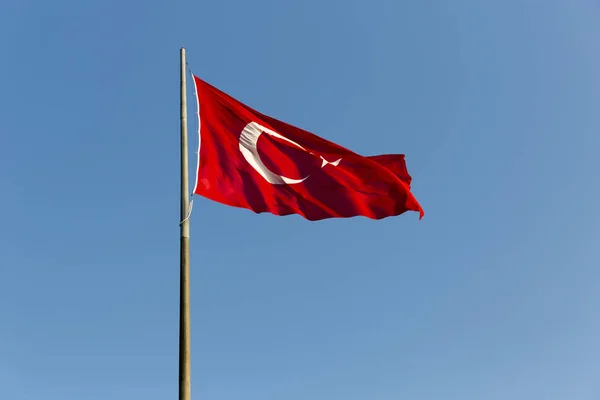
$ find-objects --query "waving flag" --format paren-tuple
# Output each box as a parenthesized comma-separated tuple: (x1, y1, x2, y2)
(192, 75, 424, 221)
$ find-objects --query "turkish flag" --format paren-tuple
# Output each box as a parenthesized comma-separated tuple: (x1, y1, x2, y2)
(192, 75, 424, 221)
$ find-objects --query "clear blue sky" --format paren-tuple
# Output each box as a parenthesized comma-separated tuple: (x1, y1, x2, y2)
(1, 0, 599, 399)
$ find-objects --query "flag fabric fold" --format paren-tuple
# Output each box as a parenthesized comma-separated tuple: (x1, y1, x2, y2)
(192, 75, 424, 221)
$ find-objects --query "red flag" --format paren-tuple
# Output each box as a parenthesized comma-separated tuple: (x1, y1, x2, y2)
(192, 75, 424, 221)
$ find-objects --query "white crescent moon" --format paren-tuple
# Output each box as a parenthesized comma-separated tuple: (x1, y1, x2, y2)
(239, 122, 310, 185)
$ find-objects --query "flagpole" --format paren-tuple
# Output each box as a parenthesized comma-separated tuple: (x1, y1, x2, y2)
(179, 47, 192, 400)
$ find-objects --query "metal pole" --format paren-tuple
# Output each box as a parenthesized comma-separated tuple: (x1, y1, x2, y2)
(179, 46, 191, 400)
